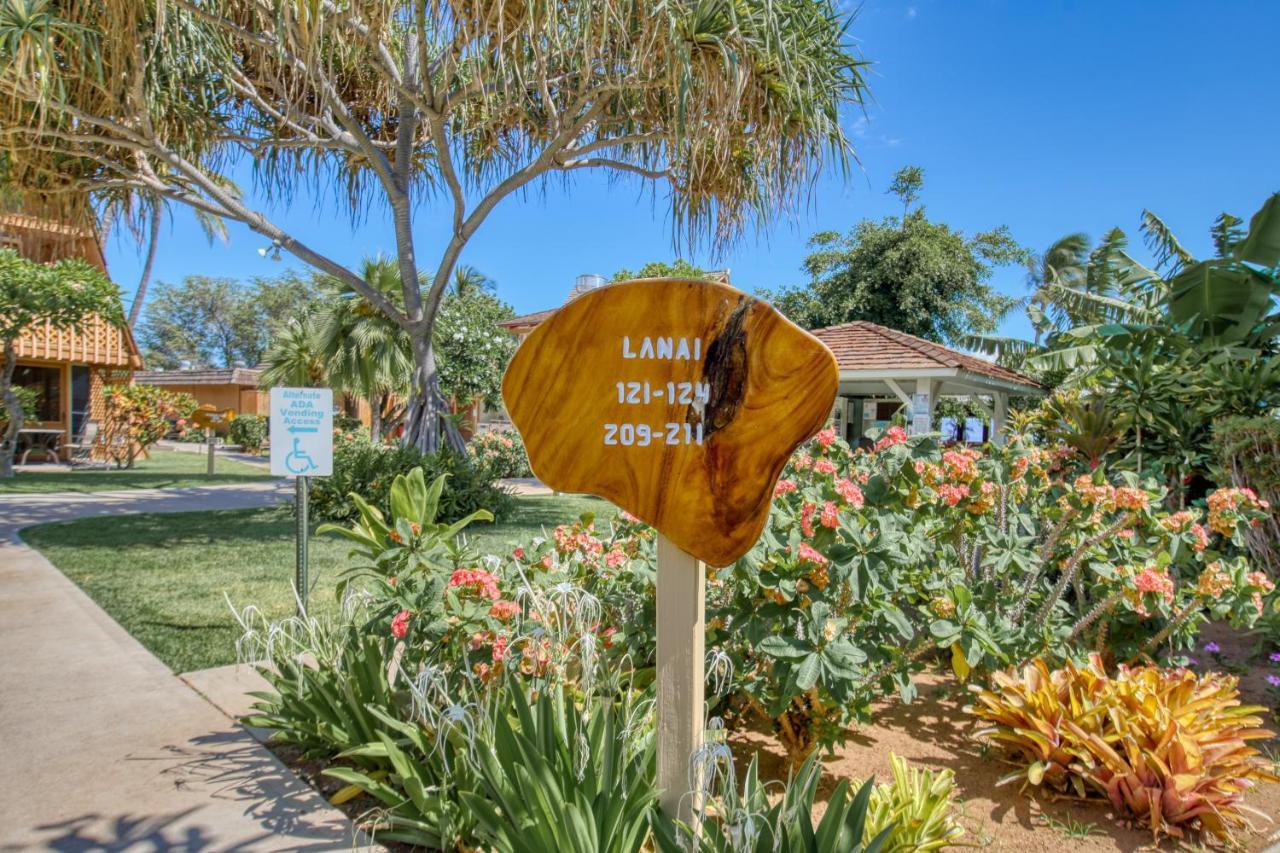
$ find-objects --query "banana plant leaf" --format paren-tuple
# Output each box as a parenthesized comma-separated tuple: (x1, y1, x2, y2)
(1168, 259, 1276, 347)
(1234, 192, 1280, 269)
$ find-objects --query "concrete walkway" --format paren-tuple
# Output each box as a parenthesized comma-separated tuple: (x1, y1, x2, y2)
(0, 483, 372, 851)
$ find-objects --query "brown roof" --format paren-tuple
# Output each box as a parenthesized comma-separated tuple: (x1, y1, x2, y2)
(138, 367, 262, 387)
(810, 321, 1041, 389)
(498, 308, 557, 330)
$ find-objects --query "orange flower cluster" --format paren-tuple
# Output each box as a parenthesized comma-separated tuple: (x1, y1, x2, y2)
(1195, 563, 1232, 598)
(552, 520, 604, 559)
(1207, 488, 1268, 537)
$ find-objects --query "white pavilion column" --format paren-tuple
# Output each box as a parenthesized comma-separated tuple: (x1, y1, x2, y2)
(992, 392, 1008, 446)
(910, 378, 937, 436)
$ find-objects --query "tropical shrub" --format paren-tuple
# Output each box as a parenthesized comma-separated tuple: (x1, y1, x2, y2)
(969, 655, 1278, 842)
(468, 429, 532, 479)
(711, 427, 1273, 760)
(99, 384, 197, 467)
(1213, 416, 1280, 575)
(228, 413, 268, 453)
(309, 432, 512, 523)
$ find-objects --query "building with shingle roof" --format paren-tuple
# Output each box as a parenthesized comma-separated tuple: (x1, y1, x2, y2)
(809, 320, 1041, 445)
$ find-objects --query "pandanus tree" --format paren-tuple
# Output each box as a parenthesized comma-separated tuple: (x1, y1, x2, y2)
(0, 0, 869, 452)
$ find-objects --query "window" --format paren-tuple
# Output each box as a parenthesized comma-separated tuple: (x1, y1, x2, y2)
(13, 365, 61, 422)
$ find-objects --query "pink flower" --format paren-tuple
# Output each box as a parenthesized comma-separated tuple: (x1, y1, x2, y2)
(490, 600, 520, 623)
(1190, 524, 1209, 552)
(797, 542, 828, 567)
(814, 458, 837, 475)
(937, 483, 970, 507)
(390, 609, 411, 639)
(1134, 566, 1173, 602)
(512, 546, 525, 560)
(835, 478, 864, 509)
(540, 554, 554, 570)
(815, 427, 837, 449)
(601, 626, 618, 648)
(492, 633, 509, 662)
(874, 426, 907, 451)
(448, 568, 502, 600)
(774, 479, 798, 497)
(800, 502, 817, 538)
(604, 548, 627, 569)
(820, 501, 839, 529)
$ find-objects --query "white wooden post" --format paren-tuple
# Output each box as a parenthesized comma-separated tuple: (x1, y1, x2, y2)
(205, 427, 216, 475)
(656, 533, 706, 827)
(910, 378, 937, 436)
(992, 392, 1008, 446)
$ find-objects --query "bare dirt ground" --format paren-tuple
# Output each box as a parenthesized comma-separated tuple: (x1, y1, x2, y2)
(730, 627, 1280, 852)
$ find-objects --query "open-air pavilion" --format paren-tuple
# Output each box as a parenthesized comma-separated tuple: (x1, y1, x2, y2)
(809, 321, 1042, 446)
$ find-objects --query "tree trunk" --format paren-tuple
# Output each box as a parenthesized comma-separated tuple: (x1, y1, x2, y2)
(128, 197, 162, 329)
(1, 339, 23, 478)
(402, 333, 465, 454)
(370, 392, 383, 443)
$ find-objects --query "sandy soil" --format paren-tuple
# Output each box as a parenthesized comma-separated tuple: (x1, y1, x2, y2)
(730, 628, 1280, 852)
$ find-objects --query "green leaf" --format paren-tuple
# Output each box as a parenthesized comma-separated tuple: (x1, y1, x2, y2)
(759, 634, 810, 660)
(1235, 192, 1280, 268)
(796, 653, 821, 690)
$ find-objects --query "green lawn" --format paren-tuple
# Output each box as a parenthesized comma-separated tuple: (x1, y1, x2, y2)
(23, 493, 611, 673)
(1, 449, 276, 494)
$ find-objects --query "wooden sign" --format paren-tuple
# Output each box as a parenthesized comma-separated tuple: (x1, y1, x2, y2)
(503, 278, 838, 567)
(190, 405, 236, 431)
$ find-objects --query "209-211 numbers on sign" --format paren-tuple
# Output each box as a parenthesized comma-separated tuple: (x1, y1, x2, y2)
(603, 422, 705, 447)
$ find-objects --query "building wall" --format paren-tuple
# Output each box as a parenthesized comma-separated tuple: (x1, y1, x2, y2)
(152, 383, 244, 413)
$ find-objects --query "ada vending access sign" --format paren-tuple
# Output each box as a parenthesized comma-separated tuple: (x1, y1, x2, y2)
(269, 387, 334, 477)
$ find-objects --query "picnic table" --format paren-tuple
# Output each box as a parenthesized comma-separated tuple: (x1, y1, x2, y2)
(17, 428, 64, 465)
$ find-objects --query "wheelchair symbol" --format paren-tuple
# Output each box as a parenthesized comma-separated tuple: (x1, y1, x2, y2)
(285, 437, 318, 474)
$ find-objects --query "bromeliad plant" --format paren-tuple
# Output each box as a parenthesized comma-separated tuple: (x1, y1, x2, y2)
(969, 655, 1278, 843)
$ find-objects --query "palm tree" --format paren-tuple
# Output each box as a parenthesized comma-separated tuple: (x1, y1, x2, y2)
(312, 257, 413, 441)
(448, 265, 496, 300)
(259, 317, 325, 388)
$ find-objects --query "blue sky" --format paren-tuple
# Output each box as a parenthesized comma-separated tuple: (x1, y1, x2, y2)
(103, 1, 1280, 342)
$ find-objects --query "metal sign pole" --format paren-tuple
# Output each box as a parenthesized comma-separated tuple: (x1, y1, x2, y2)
(656, 534, 706, 828)
(295, 475, 309, 615)
(206, 427, 215, 476)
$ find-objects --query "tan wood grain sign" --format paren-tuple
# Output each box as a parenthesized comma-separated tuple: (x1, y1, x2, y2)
(503, 277, 838, 566)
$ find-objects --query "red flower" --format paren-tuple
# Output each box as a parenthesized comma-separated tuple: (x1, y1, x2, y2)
(390, 609, 411, 639)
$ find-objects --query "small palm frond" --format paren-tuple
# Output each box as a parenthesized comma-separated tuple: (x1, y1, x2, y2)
(1140, 209, 1195, 274)
(1210, 212, 1246, 258)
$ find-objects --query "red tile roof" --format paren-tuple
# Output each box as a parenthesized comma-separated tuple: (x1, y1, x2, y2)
(810, 321, 1041, 389)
